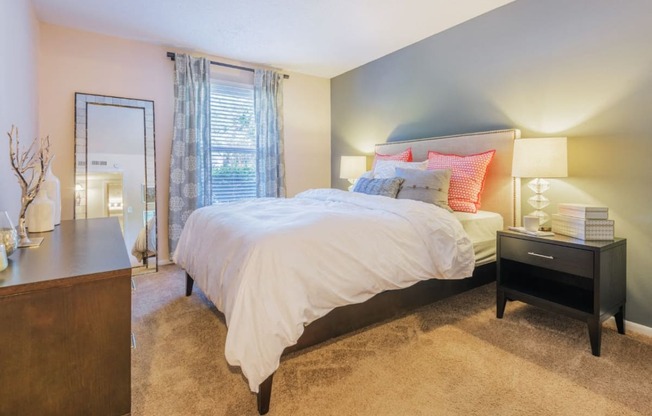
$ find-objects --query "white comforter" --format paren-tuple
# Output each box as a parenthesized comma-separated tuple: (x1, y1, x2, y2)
(173, 188, 474, 392)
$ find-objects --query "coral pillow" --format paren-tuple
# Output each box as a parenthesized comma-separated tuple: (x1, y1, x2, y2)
(426, 150, 495, 213)
(373, 148, 413, 166)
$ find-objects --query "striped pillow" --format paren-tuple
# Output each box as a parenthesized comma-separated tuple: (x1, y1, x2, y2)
(426, 150, 495, 213)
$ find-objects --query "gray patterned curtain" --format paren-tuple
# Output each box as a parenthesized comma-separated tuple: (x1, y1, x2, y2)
(168, 54, 212, 255)
(254, 69, 286, 198)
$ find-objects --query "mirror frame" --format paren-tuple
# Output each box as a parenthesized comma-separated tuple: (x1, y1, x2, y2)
(74, 92, 157, 273)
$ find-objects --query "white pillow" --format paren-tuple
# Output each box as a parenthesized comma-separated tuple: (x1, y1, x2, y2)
(372, 160, 428, 179)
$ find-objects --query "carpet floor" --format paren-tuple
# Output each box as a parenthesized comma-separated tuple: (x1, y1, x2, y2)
(131, 265, 652, 415)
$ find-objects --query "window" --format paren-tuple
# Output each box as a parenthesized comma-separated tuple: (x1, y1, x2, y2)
(209, 78, 257, 203)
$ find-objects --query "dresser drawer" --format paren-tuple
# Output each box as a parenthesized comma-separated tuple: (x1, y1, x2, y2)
(500, 236, 594, 279)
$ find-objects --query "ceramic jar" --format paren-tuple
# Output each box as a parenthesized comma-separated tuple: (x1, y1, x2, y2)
(26, 189, 55, 232)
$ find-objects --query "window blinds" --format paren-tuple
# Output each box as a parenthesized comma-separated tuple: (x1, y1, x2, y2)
(209, 79, 257, 202)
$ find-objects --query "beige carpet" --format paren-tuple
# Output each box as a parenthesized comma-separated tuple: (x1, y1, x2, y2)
(132, 265, 652, 416)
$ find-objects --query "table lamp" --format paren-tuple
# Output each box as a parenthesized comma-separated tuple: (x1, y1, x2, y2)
(339, 156, 367, 191)
(512, 137, 568, 225)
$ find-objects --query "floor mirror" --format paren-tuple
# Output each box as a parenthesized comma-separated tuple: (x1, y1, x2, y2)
(74, 93, 157, 274)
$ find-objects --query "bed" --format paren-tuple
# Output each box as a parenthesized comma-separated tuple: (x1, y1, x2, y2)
(174, 129, 520, 414)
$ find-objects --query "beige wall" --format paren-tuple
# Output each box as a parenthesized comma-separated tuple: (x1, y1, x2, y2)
(284, 73, 332, 194)
(38, 23, 331, 261)
(0, 0, 40, 222)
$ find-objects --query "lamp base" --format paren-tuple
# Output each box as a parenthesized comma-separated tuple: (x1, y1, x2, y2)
(527, 210, 550, 226)
(527, 178, 550, 194)
(527, 178, 551, 226)
(347, 178, 356, 192)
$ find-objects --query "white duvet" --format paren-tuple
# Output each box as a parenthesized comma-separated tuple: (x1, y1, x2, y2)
(173, 188, 474, 392)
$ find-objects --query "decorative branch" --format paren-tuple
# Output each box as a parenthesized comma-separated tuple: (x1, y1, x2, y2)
(7, 125, 52, 242)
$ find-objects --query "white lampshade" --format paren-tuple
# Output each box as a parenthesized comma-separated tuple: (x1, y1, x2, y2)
(339, 156, 367, 180)
(512, 137, 568, 178)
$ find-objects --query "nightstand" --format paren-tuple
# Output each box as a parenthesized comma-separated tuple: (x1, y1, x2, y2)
(496, 230, 626, 356)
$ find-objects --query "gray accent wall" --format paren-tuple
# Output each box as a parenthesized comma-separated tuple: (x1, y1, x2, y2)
(331, 0, 652, 327)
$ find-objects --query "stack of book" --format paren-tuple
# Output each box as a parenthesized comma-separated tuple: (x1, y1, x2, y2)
(552, 203, 614, 240)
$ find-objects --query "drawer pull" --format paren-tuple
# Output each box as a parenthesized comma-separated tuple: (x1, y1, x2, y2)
(131, 333, 137, 349)
(528, 251, 554, 260)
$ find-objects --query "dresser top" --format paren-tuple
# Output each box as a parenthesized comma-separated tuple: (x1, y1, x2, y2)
(0, 218, 131, 295)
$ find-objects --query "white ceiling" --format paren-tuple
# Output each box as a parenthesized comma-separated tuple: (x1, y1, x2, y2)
(32, 0, 515, 78)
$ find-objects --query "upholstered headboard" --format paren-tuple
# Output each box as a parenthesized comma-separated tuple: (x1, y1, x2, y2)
(375, 129, 520, 227)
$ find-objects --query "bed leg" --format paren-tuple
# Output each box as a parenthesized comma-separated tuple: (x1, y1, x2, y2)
(257, 373, 274, 415)
(185, 273, 194, 296)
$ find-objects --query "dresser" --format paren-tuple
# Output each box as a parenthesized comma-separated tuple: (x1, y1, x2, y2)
(0, 218, 132, 415)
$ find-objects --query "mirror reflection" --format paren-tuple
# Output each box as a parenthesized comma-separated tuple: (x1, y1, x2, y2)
(74, 93, 157, 274)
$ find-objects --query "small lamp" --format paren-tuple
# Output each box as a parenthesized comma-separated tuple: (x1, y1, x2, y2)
(512, 137, 568, 225)
(339, 156, 367, 191)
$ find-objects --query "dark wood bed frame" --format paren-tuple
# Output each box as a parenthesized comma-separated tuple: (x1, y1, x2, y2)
(182, 129, 519, 414)
(185, 262, 495, 414)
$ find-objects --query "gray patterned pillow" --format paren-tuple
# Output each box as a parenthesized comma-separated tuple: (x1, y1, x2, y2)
(353, 177, 404, 198)
(395, 167, 452, 211)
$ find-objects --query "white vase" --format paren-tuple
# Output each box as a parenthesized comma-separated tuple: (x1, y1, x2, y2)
(26, 189, 55, 232)
(43, 157, 61, 225)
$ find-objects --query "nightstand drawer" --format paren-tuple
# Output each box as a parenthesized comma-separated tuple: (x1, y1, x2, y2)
(500, 236, 593, 278)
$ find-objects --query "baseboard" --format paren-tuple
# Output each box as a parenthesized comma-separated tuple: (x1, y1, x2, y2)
(625, 319, 652, 338)
(607, 316, 652, 338)
(158, 258, 173, 266)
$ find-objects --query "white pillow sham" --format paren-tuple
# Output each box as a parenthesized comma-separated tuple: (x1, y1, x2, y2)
(372, 160, 428, 179)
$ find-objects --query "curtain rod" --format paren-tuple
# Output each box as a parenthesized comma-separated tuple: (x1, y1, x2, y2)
(166, 52, 289, 79)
